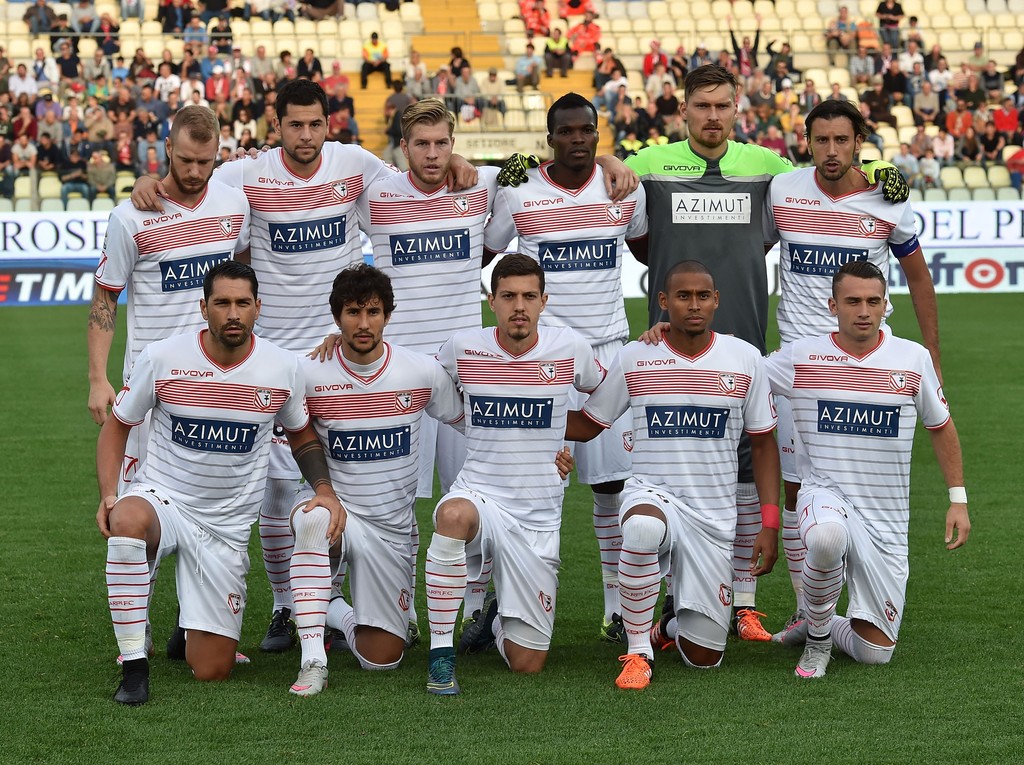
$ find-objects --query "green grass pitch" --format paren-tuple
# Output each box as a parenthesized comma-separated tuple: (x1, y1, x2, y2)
(0, 294, 1021, 764)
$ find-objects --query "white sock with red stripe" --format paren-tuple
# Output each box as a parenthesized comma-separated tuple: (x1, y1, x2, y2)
(801, 522, 849, 640)
(260, 478, 296, 613)
(425, 533, 467, 650)
(618, 514, 665, 659)
(463, 557, 492, 618)
(290, 505, 332, 666)
(593, 491, 622, 621)
(408, 515, 419, 625)
(782, 507, 806, 610)
(106, 536, 151, 661)
(732, 482, 760, 608)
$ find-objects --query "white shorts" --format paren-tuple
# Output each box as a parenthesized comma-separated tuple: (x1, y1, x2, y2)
(572, 340, 632, 485)
(797, 488, 908, 642)
(119, 412, 150, 495)
(268, 421, 301, 480)
(415, 414, 467, 499)
(621, 484, 733, 634)
(126, 484, 250, 641)
(436, 487, 560, 647)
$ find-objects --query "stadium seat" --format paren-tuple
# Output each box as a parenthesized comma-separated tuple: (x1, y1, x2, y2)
(940, 166, 966, 189)
(66, 198, 92, 212)
(92, 197, 116, 212)
(908, 188, 924, 202)
(14, 199, 34, 213)
(923, 188, 947, 201)
(38, 176, 62, 200)
(891, 106, 914, 128)
(996, 186, 1021, 200)
(0, 199, 12, 212)
(947, 187, 972, 201)
(963, 166, 988, 189)
(604, 2, 628, 19)
(13, 176, 33, 202)
(971, 187, 996, 201)
(987, 165, 1011, 188)
(858, 145, 882, 161)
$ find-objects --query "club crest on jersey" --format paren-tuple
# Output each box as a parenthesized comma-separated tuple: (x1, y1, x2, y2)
(227, 592, 242, 614)
(718, 373, 736, 393)
(538, 590, 553, 613)
(719, 584, 733, 607)
(623, 430, 634, 452)
(889, 371, 907, 391)
(453, 196, 470, 215)
(332, 180, 348, 199)
(254, 388, 273, 410)
(398, 588, 411, 612)
(539, 362, 557, 382)
(884, 599, 899, 622)
(606, 203, 623, 222)
(859, 216, 877, 235)
(396, 391, 413, 410)
(218, 217, 233, 237)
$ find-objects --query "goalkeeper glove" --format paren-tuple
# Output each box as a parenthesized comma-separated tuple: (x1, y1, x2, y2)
(862, 160, 910, 203)
(497, 153, 541, 187)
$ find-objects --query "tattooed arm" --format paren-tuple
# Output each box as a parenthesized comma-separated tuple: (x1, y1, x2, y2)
(87, 286, 120, 425)
(289, 424, 346, 545)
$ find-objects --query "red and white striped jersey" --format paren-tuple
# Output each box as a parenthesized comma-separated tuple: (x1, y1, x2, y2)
(112, 331, 308, 550)
(360, 167, 498, 353)
(765, 331, 950, 553)
(483, 163, 648, 346)
(214, 143, 394, 352)
(301, 343, 464, 540)
(95, 181, 250, 380)
(438, 325, 605, 529)
(583, 332, 776, 539)
(766, 167, 919, 343)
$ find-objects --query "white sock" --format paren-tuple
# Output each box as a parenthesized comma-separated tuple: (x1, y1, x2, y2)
(290, 505, 332, 666)
(618, 514, 665, 659)
(801, 522, 849, 640)
(407, 515, 419, 624)
(106, 536, 151, 661)
(731, 482, 760, 608)
(260, 478, 296, 613)
(493, 614, 510, 667)
(425, 533, 467, 650)
(782, 507, 806, 610)
(593, 491, 622, 621)
(832, 616, 895, 665)
(463, 556, 492, 618)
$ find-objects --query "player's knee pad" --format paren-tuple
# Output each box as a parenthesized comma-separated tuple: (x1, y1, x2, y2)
(850, 632, 895, 665)
(291, 505, 332, 549)
(499, 616, 550, 652)
(676, 609, 728, 654)
(804, 522, 849, 566)
(621, 513, 666, 551)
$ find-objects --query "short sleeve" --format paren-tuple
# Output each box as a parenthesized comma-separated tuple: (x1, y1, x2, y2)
(915, 347, 951, 429)
(764, 343, 796, 397)
(111, 345, 157, 426)
(743, 354, 778, 434)
(278, 356, 311, 432)
(625, 183, 649, 240)
(95, 208, 137, 291)
(426, 356, 465, 425)
(581, 347, 630, 428)
(574, 332, 606, 393)
(482, 186, 518, 254)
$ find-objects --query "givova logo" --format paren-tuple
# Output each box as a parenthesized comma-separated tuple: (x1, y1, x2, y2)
(170, 416, 260, 453)
(645, 405, 729, 438)
(816, 400, 901, 437)
(789, 244, 868, 276)
(538, 238, 616, 271)
(160, 252, 231, 292)
(470, 395, 553, 428)
(327, 425, 411, 461)
(269, 215, 346, 253)
(390, 228, 470, 265)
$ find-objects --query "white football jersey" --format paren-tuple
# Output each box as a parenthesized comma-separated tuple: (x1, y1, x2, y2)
(95, 181, 250, 380)
(361, 167, 498, 353)
(112, 331, 308, 550)
(766, 167, 920, 343)
(765, 331, 950, 554)
(214, 142, 394, 352)
(483, 163, 648, 346)
(438, 325, 605, 530)
(584, 333, 776, 539)
(301, 343, 463, 540)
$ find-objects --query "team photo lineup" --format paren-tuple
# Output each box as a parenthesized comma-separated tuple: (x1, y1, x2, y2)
(85, 61, 972, 707)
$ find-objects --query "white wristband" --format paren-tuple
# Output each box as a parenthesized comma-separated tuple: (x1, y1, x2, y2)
(948, 487, 967, 504)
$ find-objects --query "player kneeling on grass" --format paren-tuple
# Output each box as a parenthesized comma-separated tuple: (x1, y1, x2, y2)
(565, 261, 780, 689)
(765, 261, 969, 679)
(97, 261, 343, 705)
(286, 264, 467, 697)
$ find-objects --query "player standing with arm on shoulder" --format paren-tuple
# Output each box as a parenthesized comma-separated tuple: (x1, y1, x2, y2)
(764, 261, 967, 678)
(98, 262, 342, 705)
(483, 92, 648, 643)
(566, 261, 779, 689)
(764, 99, 941, 635)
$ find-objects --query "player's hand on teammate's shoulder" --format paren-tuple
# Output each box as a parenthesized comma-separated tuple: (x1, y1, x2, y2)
(497, 153, 540, 187)
(230, 144, 271, 162)
(861, 160, 911, 204)
(88, 380, 116, 425)
(596, 154, 639, 202)
(447, 154, 480, 191)
(555, 446, 575, 480)
(945, 503, 970, 550)
(96, 495, 117, 538)
(638, 322, 670, 345)
(308, 333, 343, 362)
(130, 175, 166, 212)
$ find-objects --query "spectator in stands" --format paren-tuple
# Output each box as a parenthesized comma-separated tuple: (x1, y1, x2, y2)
(875, 0, 903, 51)
(38, 108, 63, 142)
(138, 84, 170, 122)
(406, 50, 427, 83)
(559, 0, 595, 21)
(10, 62, 42, 100)
(163, 0, 193, 35)
(12, 106, 38, 142)
(654, 80, 679, 116)
(11, 133, 38, 181)
(56, 41, 84, 95)
(908, 123, 930, 157)
(826, 6, 857, 65)
(690, 42, 713, 70)
(799, 78, 822, 112)
(769, 58, 795, 91)
(592, 67, 627, 115)
(36, 131, 61, 173)
(898, 40, 923, 74)
(758, 124, 788, 158)
(406, 67, 431, 101)
(35, 88, 61, 121)
(182, 16, 208, 45)
(31, 47, 58, 88)
(910, 79, 939, 126)
(479, 67, 507, 122)
(775, 78, 798, 111)
(26, 0, 58, 37)
(154, 62, 182, 103)
(642, 40, 669, 82)
(966, 42, 987, 73)
(1005, 146, 1024, 189)
(122, 0, 144, 20)
(515, 43, 543, 91)
(205, 66, 229, 103)
(71, 0, 100, 35)
(432, 64, 455, 106)
(231, 87, 260, 122)
(83, 49, 111, 85)
(766, 40, 800, 81)
(919, 147, 940, 188)
(928, 56, 953, 109)
(233, 106, 257, 141)
(827, 82, 848, 102)
(979, 121, 1006, 167)
(669, 45, 688, 84)
(617, 128, 643, 160)
(892, 142, 922, 188)
(568, 12, 601, 55)
(275, 50, 297, 82)
(448, 47, 471, 79)
(849, 44, 875, 87)
(210, 15, 235, 56)
(0, 136, 15, 198)
(992, 96, 1019, 144)
(130, 49, 158, 83)
(382, 79, 412, 167)
(298, 48, 323, 81)
(612, 101, 642, 142)
(59, 147, 91, 205)
(727, 15, 762, 79)
(87, 149, 115, 201)
(594, 47, 623, 90)
(85, 99, 114, 148)
(716, 49, 735, 73)
(453, 66, 482, 112)
(862, 75, 896, 127)
(957, 126, 982, 165)
(874, 42, 895, 75)
(545, 28, 573, 78)
(50, 15, 75, 54)
(299, 0, 344, 22)
(361, 33, 392, 89)
(906, 61, 926, 107)
(521, 0, 551, 38)
(327, 105, 358, 143)
(922, 43, 943, 73)
(0, 108, 11, 141)
(97, 12, 120, 57)
(326, 77, 354, 118)
(132, 108, 159, 144)
(980, 60, 1004, 103)
(957, 74, 986, 111)
(644, 62, 675, 103)
(882, 60, 908, 106)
